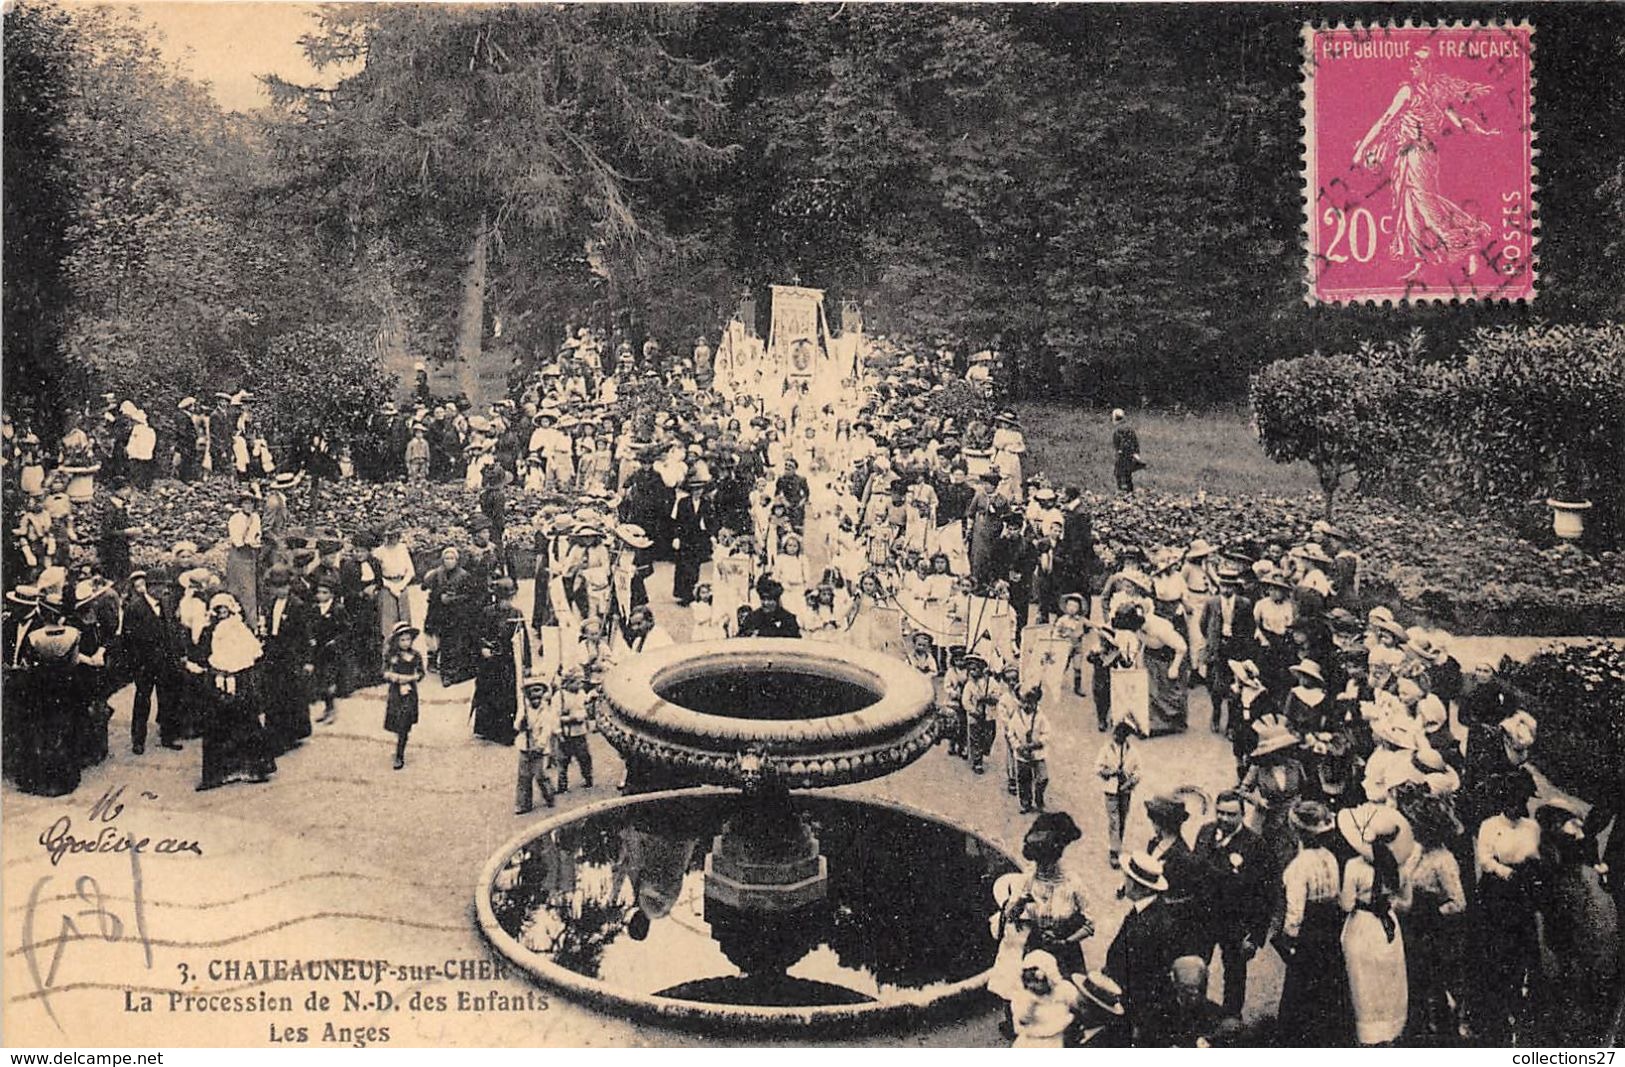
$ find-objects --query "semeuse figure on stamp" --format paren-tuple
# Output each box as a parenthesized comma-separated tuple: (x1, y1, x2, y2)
(1352, 47, 1500, 281)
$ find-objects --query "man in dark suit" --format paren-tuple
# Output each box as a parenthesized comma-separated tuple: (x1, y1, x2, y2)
(1105, 851, 1181, 1040)
(670, 474, 714, 605)
(1200, 566, 1256, 734)
(984, 512, 1038, 639)
(710, 463, 754, 537)
(1190, 789, 1275, 1017)
(174, 398, 203, 481)
(123, 570, 181, 754)
(619, 452, 672, 560)
(259, 564, 312, 755)
(1111, 408, 1143, 492)
(208, 393, 237, 477)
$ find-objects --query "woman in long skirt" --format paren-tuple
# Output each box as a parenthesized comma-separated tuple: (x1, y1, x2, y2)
(341, 534, 383, 694)
(1472, 770, 1543, 1043)
(373, 527, 416, 636)
(470, 579, 529, 745)
(422, 547, 478, 682)
(1127, 606, 1189, 736)
(9, 626, 86, 796)
(1399, 795, 1467, 1040)
(1275, 801, 1346, 1046)
(224, 491, 262, 623)
(199, 593, 275, 790)
(1340, 817, 1410, 1044)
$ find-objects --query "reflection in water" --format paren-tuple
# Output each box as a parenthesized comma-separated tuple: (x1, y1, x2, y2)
(656, 670, 878, 721)
(489, 794, 1017, 1008)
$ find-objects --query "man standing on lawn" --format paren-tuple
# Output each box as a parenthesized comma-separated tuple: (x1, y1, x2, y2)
(1112, 409, 1143, 493)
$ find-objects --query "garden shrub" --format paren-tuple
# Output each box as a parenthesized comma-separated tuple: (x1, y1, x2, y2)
(1496, 641, 1625, 809)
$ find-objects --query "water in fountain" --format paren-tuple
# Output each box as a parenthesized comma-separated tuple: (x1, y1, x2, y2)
(658, 669, 878, 721)
(487, 792, 1017, 1011)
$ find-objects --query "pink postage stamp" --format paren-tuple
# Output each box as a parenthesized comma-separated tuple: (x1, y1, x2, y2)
(1302, 22, 1536, 304)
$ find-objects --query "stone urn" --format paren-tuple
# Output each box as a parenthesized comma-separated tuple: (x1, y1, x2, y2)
(61, 463, 101, 504)
(1546, 498, 1592, 541)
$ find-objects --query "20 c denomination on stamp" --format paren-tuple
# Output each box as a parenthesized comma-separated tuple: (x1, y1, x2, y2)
(1302, 22, 1536, 304)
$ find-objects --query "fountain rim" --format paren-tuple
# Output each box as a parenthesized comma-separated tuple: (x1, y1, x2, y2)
(474, 786, 1019, 1030)
(601, 638, 937, 746)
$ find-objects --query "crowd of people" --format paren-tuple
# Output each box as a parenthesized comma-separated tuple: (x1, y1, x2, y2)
(2, 318, 1619, 1047)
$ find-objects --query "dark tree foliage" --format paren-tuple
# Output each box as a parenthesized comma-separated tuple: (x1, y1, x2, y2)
(663, 3, 1625, 406)
(3, 1, 81, 429)
(262, 4, 734, 362)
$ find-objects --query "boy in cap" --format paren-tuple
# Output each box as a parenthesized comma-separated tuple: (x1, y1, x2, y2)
(405, 424, 430, 483)
(513, 676, 558, 813)
(307, 578, 347, 725)
(554, 669, 594, 793)
(958, 652, 999, 773)
(1095, 719, 1144, 868)
(1008, 684, 1051, 813)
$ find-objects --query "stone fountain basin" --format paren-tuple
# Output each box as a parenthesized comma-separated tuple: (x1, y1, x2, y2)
(475, 788, 1017, 1032)
(599, 639, 939, 789)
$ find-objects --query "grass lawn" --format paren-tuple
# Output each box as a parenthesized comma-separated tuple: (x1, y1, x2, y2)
(1017, 402, 1322, 499)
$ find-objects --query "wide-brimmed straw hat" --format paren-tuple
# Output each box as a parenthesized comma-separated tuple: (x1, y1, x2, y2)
(1229, 659, 1264, 690)
(1287, 659, 1325, 686)
(1337, 802, 1417, 864)
(1405, 630, 1450, 665)
(614, 523, 654, 549)
(1250, 715, 1298, 757)
(1371, 616, 1409, 642)
(1122, 852, 1169, 893)
(1072, 970, 1126, 1016)
(1297, 542, 1333, 566)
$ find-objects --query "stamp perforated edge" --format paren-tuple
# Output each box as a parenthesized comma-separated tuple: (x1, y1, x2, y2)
(1299, 20, 1540, 306)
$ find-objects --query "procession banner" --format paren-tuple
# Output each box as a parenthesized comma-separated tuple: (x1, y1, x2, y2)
(1110, 667, 1152, 736)
(1019, 624, 1073, 698)
(766, 284, 828, 382)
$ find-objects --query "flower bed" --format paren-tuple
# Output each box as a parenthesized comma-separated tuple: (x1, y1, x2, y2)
(1083, 489, 1625, 636)
(116, 479, 565, 575)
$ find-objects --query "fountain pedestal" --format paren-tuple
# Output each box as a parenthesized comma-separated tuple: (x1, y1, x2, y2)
(706, 798, 828, 913)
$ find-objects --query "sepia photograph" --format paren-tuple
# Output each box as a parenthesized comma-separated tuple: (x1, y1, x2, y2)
(2, 0, 1622, 1051)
